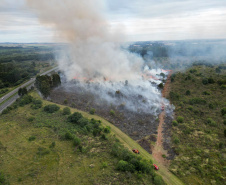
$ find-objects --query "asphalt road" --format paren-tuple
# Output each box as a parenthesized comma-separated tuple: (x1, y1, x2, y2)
(0, 67, 58, 113)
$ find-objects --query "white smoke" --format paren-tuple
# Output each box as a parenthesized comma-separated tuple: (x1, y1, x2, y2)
(27, 0, 173, 113)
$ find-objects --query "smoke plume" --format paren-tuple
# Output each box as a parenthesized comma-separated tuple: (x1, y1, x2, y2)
(26, 0, 144, 81)
(27, 0, 173, 114)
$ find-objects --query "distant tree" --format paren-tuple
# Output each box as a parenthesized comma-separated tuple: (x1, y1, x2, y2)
(51, 73, 61, 87)
(18, 87, 28, 96)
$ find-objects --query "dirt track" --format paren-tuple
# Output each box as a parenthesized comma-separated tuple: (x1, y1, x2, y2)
(152, 71, 172, 166)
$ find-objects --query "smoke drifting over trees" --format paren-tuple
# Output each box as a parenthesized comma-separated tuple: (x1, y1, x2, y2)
(26, 0, 144, 81)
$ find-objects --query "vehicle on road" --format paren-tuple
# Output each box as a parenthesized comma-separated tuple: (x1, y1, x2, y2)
(132, 149, 140, 154)
(153, 164, 159, 170)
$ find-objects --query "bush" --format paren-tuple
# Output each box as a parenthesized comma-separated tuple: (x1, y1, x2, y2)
(101, 134, 108, 140)
(209, 103, 214, 109)
(31, 99, 42, 109)
(117, 160, 135, 172)
(1, 109, 9, 115)
(187, 106, 193, 111)
(173, 137, 180, 144)
(104, 126, 111, 133)
(221, 108, 226, 116)
(154, 175, 165, 185)
(203, 91, 210, 95)
(73, 137, 81, 146)
(158, 83, 164, 89)
(63, 99, 68, 104)
(68, 112, 83, 124)
(36, 147, 50, 156)
(63, 107, 71, 115)
(77, 117, 89, 127)
(28, 117, 35, 122)
(28, 136, 36, 141)
(189, 98, 206, 105)
(224, 120, 226, 125)
(65, 132, 74, 140)
(0, 171, 6, 184)
(224, 130, 226, 137)
(169, 91, 179, 100)
(206, 118, 217, 127)
(208, 77, 215, 84)
(220, 85, 226, 89)
(110, 109, 115, 116)
(89, 108, 96, 115)
(177, 116, 184, 123)
(185, 90, 191, 95)
(44, 104, 60, 113)
(202, 78, 208, 85)
(19, 95, 33, 106)
(172, 120, 178, 126)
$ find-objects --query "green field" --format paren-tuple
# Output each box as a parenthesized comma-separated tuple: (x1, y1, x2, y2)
(168, 64, 226, 184)
(0, 91, 174, 185)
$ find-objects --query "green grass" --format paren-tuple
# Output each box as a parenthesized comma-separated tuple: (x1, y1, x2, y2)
(168, 65, 226, 185)
(0, 92, 166, 185)
(30, 92, 184, 185)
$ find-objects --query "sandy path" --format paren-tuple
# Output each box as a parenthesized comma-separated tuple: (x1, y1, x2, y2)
(152, 71, 172, 166)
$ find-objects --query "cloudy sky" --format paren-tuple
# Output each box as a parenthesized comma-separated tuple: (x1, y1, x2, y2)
(1, 0, 226, 42)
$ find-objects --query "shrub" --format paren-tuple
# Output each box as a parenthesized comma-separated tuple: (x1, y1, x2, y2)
(44, 104, 60, 113)
(185, 90, 191, 95)
(77, 117, 89, 127)
(224, 130, 226, 137)
(224, 120, 226, 125)
(206, 118, 217, 127)
(173, 137, 180, 144)
(28, 136, 36, 141)
(202, 78, 209, 85)
(158, 83, 164, 89)
(65, 132, 74, 140)
(93, 128, 101, 137)
(117, 160, 134, 172)
(78, 145, 83, 152)
(172, 120, 178, 126)
(89, 108, 96, 115)
(187, 106, 193, 111)
(101, 134, 108, 140)
(1, 109, 9, 115)
(63, 107, 71, 115)
(31, 99, 42, 109)
(221, 85, 226, 89)
(0, 171, 6, 184)
(203, 91, 210, 95)
(169, 91, 179, 100)
(209, 103, 214, 109)
(154, 175, 165, 185)
(63, 99, 68, 104)
(19, 95, 33, 106)
(28, 117, 35, 122)
(73, 137, 81, 146)
(102, 162, 108, 168)
(68, 112, 83, 123)
(110, 109, 115, 116)
(177, 116, 184, 123)
(36, 147, 50, 156)
(104, 126, 111, 133)
(221, 108, 226, 116)
(208, 77, 215, 84)
(189, 98, 206, 105)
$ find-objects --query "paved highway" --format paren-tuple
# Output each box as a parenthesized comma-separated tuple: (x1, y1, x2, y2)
(0, 67, 58, 113)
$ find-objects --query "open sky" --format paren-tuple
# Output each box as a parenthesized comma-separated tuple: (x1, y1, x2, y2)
(1, 0, 226, 42)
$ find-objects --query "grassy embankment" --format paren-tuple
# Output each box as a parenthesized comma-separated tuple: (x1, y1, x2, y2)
(0, 91, 174, 185)
(168, 64, 226, 184)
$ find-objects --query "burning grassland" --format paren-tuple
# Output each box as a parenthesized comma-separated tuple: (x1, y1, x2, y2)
(49, 67, 174, 155)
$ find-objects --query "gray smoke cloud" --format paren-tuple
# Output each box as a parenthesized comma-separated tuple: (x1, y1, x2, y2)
(27, 0, 173, 114)
(26, 0, 144, 81)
